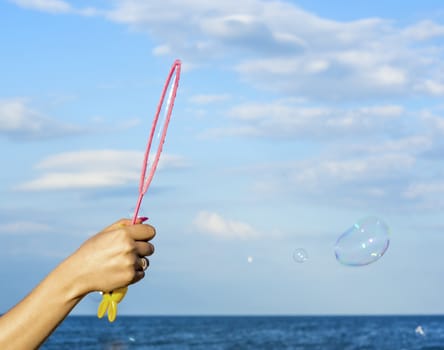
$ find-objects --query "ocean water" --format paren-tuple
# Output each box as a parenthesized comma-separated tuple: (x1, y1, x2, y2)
(41, 316, 444, 350)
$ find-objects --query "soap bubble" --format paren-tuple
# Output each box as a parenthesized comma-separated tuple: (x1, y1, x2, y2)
(247, 256, 253, 263)
(293, 248, 308, 263)
(335, 216, 390, 266)
(88, 291, 103, 303)
(84, 292, 103, 313)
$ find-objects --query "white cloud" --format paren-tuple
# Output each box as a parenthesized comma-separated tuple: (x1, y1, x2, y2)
(9, 0, 99, 15)
(402, 20, 444, 40)
(0, 221, 52, 235)
(101, 1, 443, 100)
(418, 80, 444, 96)
(291, 153, 415, 187)
(0, 98, 83, 140)
(420, 111, 444, 134)
(153, 44, 171, 56)
(18, 171, 138, 191)
(199, 13, 305, 55)
(400, 179, 444, 210)
(189, 94, 231, 105)
(369, 65, 407, 86)
(10, 0, 444, 100)
(10, 0, 72, 13)
(348, 136, 432, 155)
(16, 150, 188, 191)
(403, 181, 444, 200)
(35, 150, 141, 171)
(193, 211, 259, 239)
(203, 101, 404, 139)
(249, 151, 419, 210)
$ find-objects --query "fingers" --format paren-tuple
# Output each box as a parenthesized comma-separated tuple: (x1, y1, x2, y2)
(129, 258, 149, 285)
(125, 224, 156, 241)
(95, 219, 155, 290)
(135, 257, 149, 271)
(102, 217, 150, 232)
(101, 218, 133, 232)
(105, 219, 156, 241)
(135, 241, 154, 257)
(132, 270, 145, 284)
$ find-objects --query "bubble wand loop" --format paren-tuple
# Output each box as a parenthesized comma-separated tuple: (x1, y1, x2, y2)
(97, 59, 181, 322)
(133, 60, 181, 223)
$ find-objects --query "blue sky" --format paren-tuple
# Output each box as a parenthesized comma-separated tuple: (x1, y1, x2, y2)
(1, 0, 444, 316)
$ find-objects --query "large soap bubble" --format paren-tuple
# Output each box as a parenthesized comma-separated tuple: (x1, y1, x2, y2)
(334, 217, 390, 266)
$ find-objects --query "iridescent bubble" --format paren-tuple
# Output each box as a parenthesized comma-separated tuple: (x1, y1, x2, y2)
(293, 248, 308, 263)
(335, 216, 390, 266)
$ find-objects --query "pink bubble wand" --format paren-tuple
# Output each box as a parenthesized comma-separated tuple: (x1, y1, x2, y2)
(98, 59, 181, 322)
(133, 59, 182, 223)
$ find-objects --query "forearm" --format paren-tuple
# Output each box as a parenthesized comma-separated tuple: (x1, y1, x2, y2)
(0, 258, 84, 350)
(0, 219, 155, 349)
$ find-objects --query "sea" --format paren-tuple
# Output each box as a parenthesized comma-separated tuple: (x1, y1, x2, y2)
(41, 315, 444, 350)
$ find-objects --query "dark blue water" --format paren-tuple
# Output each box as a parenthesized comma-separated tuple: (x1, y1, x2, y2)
(41, 316, 444, 349)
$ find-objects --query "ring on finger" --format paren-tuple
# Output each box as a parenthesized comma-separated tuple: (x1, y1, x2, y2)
(140, 257, 149, 271)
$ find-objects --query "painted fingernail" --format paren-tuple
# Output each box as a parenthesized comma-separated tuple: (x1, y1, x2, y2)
(139, 217, 149, 223)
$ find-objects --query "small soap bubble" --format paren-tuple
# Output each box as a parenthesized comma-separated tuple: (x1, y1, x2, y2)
(293, 248, 308, 263)
(247, 256, 253, 263)
(88, 291, 103, 303)
(334, 216, 390, 266)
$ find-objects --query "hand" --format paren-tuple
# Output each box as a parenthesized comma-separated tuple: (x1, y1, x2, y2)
(68, 218, 156, 297)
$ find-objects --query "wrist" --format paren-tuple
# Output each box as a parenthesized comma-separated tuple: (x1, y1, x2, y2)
(54, 254, 89, 302)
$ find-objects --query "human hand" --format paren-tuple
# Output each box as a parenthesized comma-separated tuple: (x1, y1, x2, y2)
(67, 218, 155, 297)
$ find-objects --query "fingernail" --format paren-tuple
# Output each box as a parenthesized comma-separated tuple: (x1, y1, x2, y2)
(139, 217, 149, 223)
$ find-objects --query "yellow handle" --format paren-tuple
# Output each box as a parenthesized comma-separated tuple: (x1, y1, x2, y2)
(97, 287, 128, 322)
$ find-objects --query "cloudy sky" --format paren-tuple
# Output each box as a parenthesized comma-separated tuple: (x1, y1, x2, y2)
(1, 0, 444, 316)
